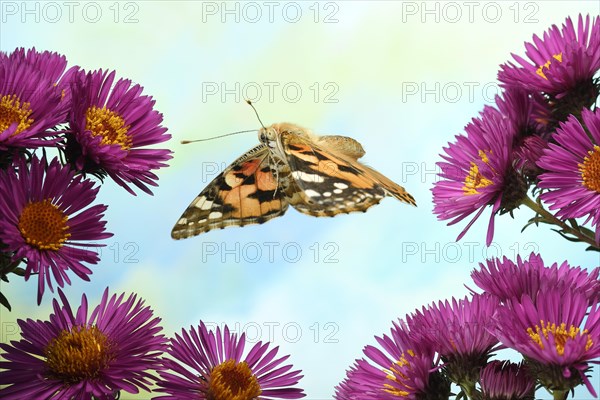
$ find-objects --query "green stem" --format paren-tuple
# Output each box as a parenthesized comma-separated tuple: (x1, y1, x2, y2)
(552, 389, 569, 400)
(523, 196, 599, 250)
(460, 382, 479, 399)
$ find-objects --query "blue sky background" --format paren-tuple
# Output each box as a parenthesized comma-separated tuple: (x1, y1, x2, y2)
(1, 1, 599, 398)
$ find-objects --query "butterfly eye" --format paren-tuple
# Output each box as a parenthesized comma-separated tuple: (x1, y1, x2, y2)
(260, 132, 266, 142)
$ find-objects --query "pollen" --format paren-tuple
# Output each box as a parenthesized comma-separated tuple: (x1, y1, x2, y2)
(383, 350, 415, 396)
(85, 106, 132, 150)
(536, 53, 563, 80)
(44, 325, 112, 383)
(579, 145, 600, 193)
(0, 94, 34, 136)
(18, 199, 71, 251)
(463, 150, 493, 195)
(527, 320, 593, 356)
(207, 360, 261, 400)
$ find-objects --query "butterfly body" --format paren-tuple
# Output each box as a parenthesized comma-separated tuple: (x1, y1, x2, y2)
(171, 122, 415, 239)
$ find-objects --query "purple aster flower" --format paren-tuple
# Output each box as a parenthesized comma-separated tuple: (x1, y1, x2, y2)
(494, 289, 600, 396)
(407, 294, 500, 388)
(0, 47, 73, 151)
(513, 135, 549, 179)
(433, 104, 523, 245)
(154, 321, 305, 399)
(479, 361, 535, 400)
(66, 69, 172, 195)
(471, 253, 600, 305)
(495, 89, 550, 140)
(499, 15, 600, 116)
(0, 288, 167, 399)
(4, 47, 78, 113)
(4, 47, 78, 90)
(538, 107, 600, 243)
(0, 156, 112, 304)
(494, 88, 552, 180)
(334, 359, 385, 400)
(335, 320, 450, 400)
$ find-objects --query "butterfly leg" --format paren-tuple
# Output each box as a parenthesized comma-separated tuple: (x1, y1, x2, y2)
(268, 154, 282, 199)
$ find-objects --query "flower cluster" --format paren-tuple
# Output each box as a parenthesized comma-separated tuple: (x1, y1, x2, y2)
(433, 15, 600, 249)
(2, 13, 598, 400)
(0, 47, 173, 307)
(0, 289, 306, 399)
(336, 252, 599, 399)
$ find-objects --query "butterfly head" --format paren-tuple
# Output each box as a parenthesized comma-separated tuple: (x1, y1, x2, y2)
(259, 122, 310, 146)
(258, 125, 279, 148)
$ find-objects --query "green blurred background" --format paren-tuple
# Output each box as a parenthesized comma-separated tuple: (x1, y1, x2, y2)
(1, 1, 599, 398)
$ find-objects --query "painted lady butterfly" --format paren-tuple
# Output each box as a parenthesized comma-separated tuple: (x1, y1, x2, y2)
(171, 122, 416, 239)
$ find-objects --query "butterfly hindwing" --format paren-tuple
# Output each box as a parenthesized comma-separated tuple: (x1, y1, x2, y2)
(171, 145, 289, 239)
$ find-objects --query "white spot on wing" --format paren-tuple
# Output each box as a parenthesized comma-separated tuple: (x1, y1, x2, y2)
(304, 189, 321, 197)
(333, 189, 343, 194)
(208, 211, 223, 219)
(323, 192, 332, 197)
(178, 218, 188, 225)
(292, 171, 324, 183)
(198, 200, 214, 210)
(334, 182, 348, 189)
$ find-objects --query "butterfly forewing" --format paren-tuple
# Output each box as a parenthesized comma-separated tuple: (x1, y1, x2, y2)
(279, 132, 415, 217)
(171, 144, 289, 239)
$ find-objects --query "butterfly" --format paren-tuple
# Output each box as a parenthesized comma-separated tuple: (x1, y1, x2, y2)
(171, 122, 416, 239)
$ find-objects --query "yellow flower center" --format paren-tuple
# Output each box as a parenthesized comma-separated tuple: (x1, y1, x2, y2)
(463, 150, 493, 195)
(527, 320, 593, 356)
(383, 350, 415, 396)
(85, 106, 132, 150)
(0, 94, 34, 136)
(536, 53, 563, 80)
(44, 326, 113, 383)
(207, 360, 261, 400)
(579, 145, 600, 193)
(18, 199, 71, 251)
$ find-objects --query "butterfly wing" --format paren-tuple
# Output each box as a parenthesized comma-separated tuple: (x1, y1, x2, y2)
(280, 133, 416, 217)
(171, 144, 289, 239)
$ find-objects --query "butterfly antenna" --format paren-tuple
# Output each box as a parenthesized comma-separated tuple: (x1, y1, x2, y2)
(246, 99, 266, 129)
(181, 129, 256, 144)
